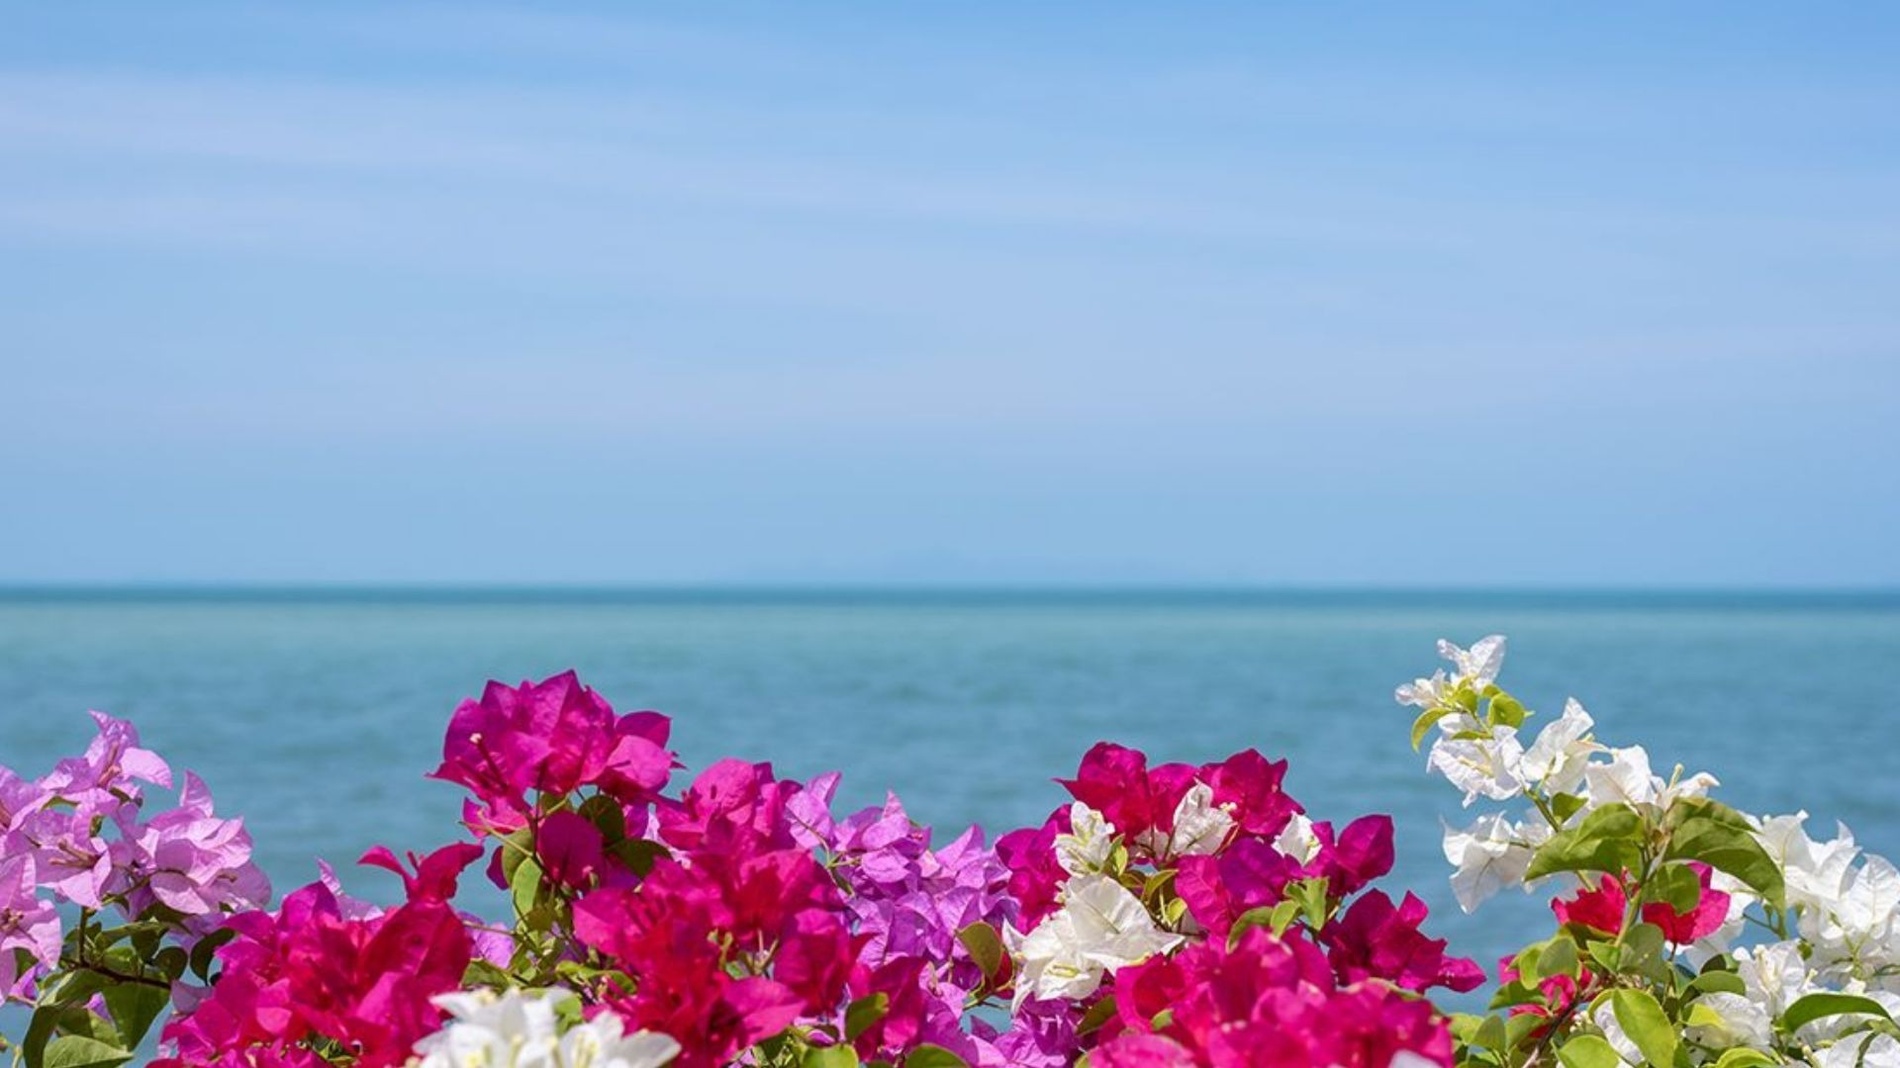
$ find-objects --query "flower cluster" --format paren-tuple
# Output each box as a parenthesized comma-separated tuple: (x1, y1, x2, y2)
(1, 713, 269, 1062)
(411, 988, 678, 1068)
(996, 742, 1480, 1067)
(1406, 636, 1900, 1067)
(9, 640, 1899, 1068)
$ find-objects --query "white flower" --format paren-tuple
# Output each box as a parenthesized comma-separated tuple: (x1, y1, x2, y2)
(1143, 783, 1234, 860)
(1441, 635, 1508, 688)
(1395, 669, 1453, 711)
(1427, 726, 1527, 805)
(1518, 698, 1597, 795)
(411, 989, 677, 1068)
(1814, 1032, 1900, 1068)
(1583, 746, 1658, 809)
(1685, 991, 1773, 1051)
(1441, 813, 1534, 913)
(1272, 813, 1322, 865)
(1395, 635, 1507, 710)
(1055, 802, 1117, 876)
(560, 1025, 680, 1068)
(1758, 812, 1861, 916)
(1656, 768, 1721, 810)
(1006, 874, 1183, 1010)
(1805, 853, 1900, 974)
(1732, 940, 1814, 1022)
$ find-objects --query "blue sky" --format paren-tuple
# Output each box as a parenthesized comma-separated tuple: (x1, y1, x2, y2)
(2, 3, 1896, 585)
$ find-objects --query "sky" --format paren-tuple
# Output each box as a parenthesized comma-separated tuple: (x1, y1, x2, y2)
(2, 3, 1897, 586)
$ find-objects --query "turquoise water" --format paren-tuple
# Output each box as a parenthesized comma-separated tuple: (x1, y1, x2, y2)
(3, 588, 1897, 981)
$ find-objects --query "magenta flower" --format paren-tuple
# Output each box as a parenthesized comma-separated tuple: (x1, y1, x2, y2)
(430, 671, 676, 833)
(1320, 890, 1485, 994)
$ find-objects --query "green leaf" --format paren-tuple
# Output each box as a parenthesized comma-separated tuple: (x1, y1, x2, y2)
(1076, 996, 1120, 1036)
(1712, 1050, 1777, 1068)
(40, 1036, 133, 1068)
(1412, 707, 1455, 750)
(1664, 817, 1785, 909)
(1228, 905, 1294, 947)
(578, 794, 629, 844)
(1285, 877, 1331, 930)
(805, 1047, 861, 1068)
(1618, 923, 1671, 983)
(1504, 1012, 1548, 1048)
(1538, 934, 1581, 980)
(1551, 792, 1587, 825)
(1609, 989, 1678, 1067)
(1665, 796, 1756, 836)
(510, 854, 546, 918)
(1488, 693, 1529, 729)
(1648, 862, 1704, 914)
(1585, 940, 1623, 975)
(1527, 804, 1645, 881)
(153, 946, 189, 982)
(188, 926, 236, 981)
(102, 983, 170, 1050)
(498, 826, 537, 885)
(1556, 1035, 1624, 1068)
(904, 1045, 970, 1068)
(956, 923, 1004, 983)
(845, 993, 890, 1043)
(1781, 992, 1894, 1032)
(1688, 970, 1747, 997)
(607, 837, 668, 877)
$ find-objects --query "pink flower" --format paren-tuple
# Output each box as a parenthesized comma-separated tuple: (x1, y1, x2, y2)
(996, 807, 1071, 928)
(39, 712, 173, 813)
(0, 856, 60, 1000)
(0, 767, 49, 833)
(1198, 750, 1302, 840)
(1099, 927, 1453, 1068)
(1550, 864, 1729, 944)
(159, 846, 480, 1067)
(110, 772, 271, 926)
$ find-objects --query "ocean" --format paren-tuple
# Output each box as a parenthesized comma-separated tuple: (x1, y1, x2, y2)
(3, 587, 1897, 986)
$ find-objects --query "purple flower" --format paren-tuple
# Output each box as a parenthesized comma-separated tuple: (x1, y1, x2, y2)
(0, 855, 60, 1001)
(0, 766, 49, 833)
(39, 712, 172, 813)
(19, 807, 113, 909)
(111, 772, 270, 929)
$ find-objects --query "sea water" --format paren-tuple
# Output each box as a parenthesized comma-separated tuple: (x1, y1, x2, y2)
(2, 588, 1896, 987)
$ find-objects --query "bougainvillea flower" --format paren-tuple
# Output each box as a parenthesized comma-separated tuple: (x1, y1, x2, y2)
(1320, 890, 1483, 994)
(0, 855, 59, 998)
(38, 711, 173, 809)
(431, 672, 676, 833)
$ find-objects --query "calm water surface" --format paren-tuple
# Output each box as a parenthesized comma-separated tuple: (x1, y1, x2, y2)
(2, 588, 1896, 982)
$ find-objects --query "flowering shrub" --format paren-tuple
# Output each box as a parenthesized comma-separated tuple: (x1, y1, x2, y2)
(2, 641, 1895, 1067)
(1410, 637, 1900, 1068)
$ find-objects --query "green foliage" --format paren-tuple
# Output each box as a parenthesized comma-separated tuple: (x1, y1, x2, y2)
(1662, 808, 1785, 909)
(39, 1036, 133, 1068)
(1780, 992, 1895, 1032)
(903, 1045, 970, 1068)
(1527, 803, 1646, 881)
(1606, 989, 1677, 1067)
(1555, 1034, 1624, 1068)
(956, 922, 1004, 985)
